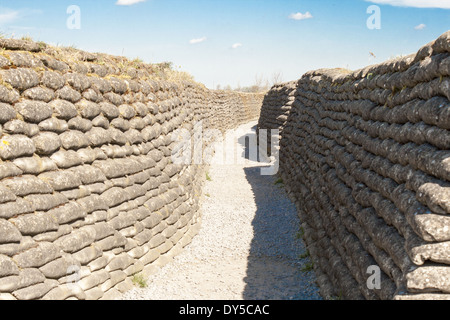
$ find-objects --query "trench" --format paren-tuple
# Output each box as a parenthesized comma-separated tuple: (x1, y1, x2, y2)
(119, 121, 322, 300)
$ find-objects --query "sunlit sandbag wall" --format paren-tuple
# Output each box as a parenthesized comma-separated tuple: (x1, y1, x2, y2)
(258, 31, 450, 300)
(0, 39, 263, 300)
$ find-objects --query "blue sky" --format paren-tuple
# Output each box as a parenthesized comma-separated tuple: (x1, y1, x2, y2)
(0, 0, 449, 89)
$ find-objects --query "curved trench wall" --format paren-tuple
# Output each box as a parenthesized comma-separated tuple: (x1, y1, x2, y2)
(258, 31, 450, 300)
(0, 39, 263, 300)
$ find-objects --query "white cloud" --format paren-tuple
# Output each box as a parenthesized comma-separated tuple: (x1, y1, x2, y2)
(0, 9, 20, 25)
(116, 0, 147, 6)
(414, 23, 426, 30)
(288, 11, 313, 21)
(232, 43, 242, 49)
(365, 0, 450, 9)
(189, 37, 207, 44)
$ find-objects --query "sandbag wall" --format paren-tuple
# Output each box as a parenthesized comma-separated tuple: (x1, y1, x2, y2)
(206, 91, 264, 132)
(238, 92, 265, 125)
(257, 81, 297, 156)
(257, 81, 297, 138)
(258, 31, 450, 300)
(0, 39, 262, 300)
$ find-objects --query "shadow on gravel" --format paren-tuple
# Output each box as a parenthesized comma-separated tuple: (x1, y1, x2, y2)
(238, 130, 322, 300)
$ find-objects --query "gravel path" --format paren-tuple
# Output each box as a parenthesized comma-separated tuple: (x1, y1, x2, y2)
(120, 121, 322, 300)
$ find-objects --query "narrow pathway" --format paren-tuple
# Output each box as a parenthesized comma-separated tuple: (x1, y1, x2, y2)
(120, 121, 321, 300)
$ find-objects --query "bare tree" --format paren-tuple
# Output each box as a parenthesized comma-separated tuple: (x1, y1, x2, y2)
(271, 71, 283, 86)
(254, 73, 264, 91)
(235, 74, 272, 93)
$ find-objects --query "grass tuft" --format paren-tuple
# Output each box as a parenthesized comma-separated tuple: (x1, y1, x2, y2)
(301, 262, 314, 273)
(274, 177, 283, 185)
(298, 250, 310, 259)
(295, 226, 304, 240)
(131, 273, 147, 288)
(20, 35, 33, 41)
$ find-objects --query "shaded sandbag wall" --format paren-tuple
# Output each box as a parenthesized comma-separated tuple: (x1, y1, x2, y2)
(0, 39, 263, 300)
(257, 81, 297, 138)
(257, 81, 297, 156)
(257, 31, 450, 300)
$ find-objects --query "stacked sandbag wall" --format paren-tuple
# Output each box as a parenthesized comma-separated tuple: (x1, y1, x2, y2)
(257, 31, 450, 300)
(0, 39, 263, 300)
(257, 81, 297, 138)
